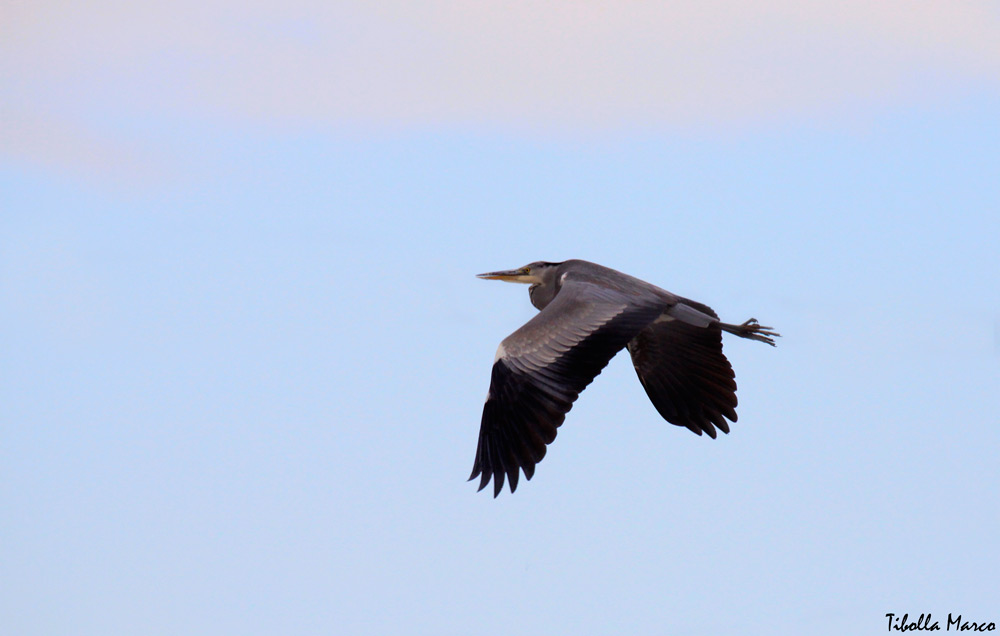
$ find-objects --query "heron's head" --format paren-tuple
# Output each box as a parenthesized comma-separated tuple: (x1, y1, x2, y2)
(477, 261, 562, 286)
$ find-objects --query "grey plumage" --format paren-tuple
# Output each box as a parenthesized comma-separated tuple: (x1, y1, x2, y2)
(471, 259, 778, 497)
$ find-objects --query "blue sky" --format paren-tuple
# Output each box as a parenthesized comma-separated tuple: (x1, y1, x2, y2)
(3, 3, 999, 635)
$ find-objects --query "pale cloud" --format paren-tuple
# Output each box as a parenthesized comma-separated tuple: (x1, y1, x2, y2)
(2, 0, 999, 170)
(0, 106, 166, 183)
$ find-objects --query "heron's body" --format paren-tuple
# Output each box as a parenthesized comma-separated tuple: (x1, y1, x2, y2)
(472, 259, 778, 497)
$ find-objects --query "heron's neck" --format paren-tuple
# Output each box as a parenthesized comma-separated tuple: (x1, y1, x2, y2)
(529, 283, 557, 310)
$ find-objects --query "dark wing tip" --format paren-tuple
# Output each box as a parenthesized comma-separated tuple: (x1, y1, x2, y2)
(476, 470, 491, 493)
(630, 320, 741, 439)
(470, 359, 575, 497)
(475, 462, 533, 497)
(492, 470, 504, 497)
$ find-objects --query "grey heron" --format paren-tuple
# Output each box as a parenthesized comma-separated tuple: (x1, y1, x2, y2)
(471, 259, 778, 496)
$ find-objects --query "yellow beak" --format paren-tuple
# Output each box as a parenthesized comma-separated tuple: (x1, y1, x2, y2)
(477, 268, 536, 283)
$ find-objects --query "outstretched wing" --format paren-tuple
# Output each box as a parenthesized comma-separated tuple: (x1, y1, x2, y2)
(471, 279, 665, 496)
(627, 299, 738, 439)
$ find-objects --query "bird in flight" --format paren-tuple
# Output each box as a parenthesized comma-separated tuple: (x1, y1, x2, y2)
(471, 259, 778, 496)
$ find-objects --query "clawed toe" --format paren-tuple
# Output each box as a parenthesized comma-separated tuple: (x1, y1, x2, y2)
(719, 317, 780, 346)
(737, 318, 780, 346)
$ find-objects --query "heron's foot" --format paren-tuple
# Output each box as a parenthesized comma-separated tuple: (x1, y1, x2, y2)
(722, 318, 780, 346)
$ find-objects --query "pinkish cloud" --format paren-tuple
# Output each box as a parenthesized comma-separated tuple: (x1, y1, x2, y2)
(3, 1, 999, 172)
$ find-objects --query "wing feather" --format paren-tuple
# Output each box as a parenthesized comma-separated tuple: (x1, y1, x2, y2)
(628, 300, 739, 439)
(471, 278, 665, 496)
